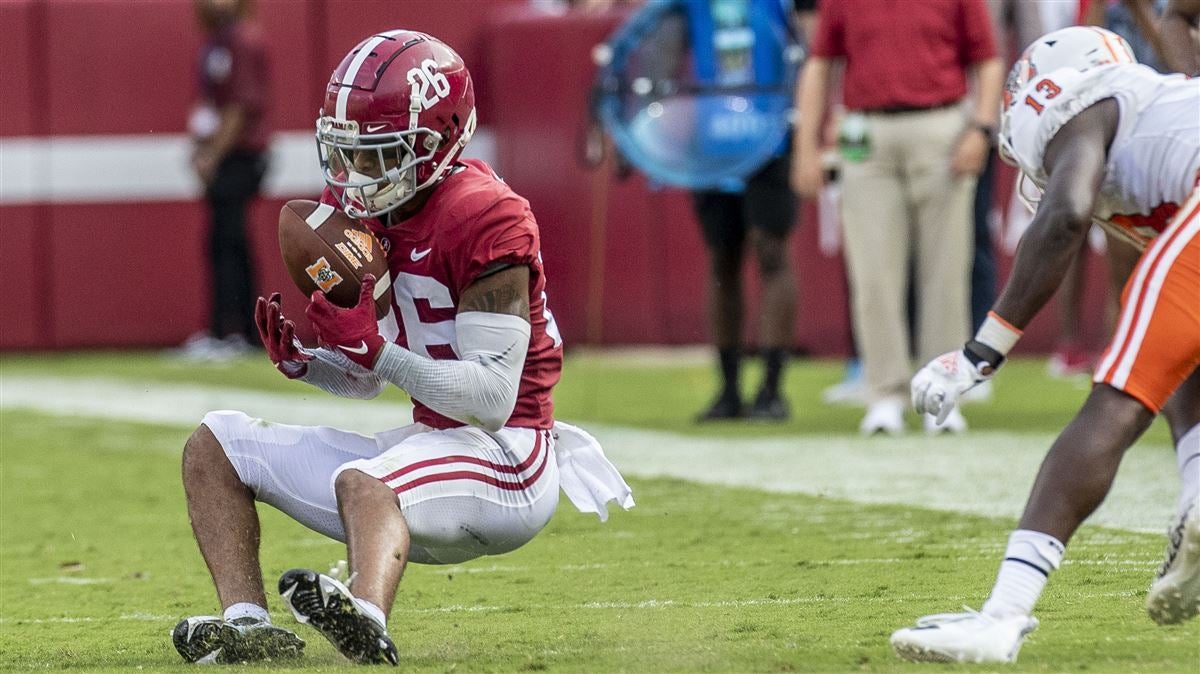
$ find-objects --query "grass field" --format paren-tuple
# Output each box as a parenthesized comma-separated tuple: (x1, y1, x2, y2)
(0, 350, 1195, 672)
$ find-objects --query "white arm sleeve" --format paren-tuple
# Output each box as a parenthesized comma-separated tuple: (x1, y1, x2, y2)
(372, 312, 531, 432)
(298, 347, 388, 400)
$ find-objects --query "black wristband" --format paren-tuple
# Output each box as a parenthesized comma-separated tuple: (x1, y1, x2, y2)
(963, 340, 1005, 375)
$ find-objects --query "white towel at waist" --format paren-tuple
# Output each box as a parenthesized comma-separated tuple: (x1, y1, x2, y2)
(552, 421, 635, 521)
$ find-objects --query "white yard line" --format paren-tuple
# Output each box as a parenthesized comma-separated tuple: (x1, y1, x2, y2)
(0, 376, 1178, 533)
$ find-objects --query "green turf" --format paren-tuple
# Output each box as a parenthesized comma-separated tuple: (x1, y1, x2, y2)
(0, 354, 1192, 671)
(0, 350, 1173, 442)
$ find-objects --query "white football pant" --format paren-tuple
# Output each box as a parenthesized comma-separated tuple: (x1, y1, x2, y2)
(201, 410, 559, 565)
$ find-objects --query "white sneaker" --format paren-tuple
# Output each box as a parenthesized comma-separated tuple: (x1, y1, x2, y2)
(1146, 502, 1200, 625)
(220, 334, 253, 357)
(821, 378, 868, 406)
(860, 398, 905, 436)
(891, 609, 1038, 663)
(924, 407, 968, 435)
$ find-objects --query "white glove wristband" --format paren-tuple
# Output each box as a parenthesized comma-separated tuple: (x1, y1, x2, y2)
(974, 311, 1023, 357)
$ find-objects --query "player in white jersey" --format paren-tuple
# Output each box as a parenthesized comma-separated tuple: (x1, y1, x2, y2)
(890, 27, 1200, 663)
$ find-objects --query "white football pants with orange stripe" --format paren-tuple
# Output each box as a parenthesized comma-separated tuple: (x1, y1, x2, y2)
(202, 410, 559, 565)
(1094, 187, 1200, 413)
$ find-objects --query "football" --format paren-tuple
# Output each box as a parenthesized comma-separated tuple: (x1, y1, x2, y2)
(277, 199, 393, 319)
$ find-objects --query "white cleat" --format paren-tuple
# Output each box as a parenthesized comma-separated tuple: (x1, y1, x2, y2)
(1146, 503, 1200, 625)
(860, 398, 905, 436)
(890, 609, 1038, 664)
(924, 407, 968, 435)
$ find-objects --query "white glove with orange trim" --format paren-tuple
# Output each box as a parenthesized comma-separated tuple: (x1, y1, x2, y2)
(912, 350, 994, 424)
(912, 312, 1022, 423)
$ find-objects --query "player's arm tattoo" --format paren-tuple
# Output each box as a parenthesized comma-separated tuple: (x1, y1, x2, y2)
(460, 264, 531, 320)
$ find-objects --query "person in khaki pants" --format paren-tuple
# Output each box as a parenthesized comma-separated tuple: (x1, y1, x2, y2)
(792, 0, 1003, 435)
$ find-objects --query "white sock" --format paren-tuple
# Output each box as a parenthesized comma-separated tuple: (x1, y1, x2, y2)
(1176, 424, 1200, 516)
(223, 602, 270, 623)
(981, 529, 1065, 618)
(354, 598, 387, 630)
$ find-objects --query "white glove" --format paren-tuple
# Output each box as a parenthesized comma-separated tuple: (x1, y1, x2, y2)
(912, 350, 994, 424)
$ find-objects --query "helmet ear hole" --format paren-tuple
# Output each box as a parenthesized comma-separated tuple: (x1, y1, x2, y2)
(423, 131, 444, 152)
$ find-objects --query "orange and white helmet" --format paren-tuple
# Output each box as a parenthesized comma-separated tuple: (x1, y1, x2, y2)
(998, 28, 1137, 218)
(998, 27, 1136, 210)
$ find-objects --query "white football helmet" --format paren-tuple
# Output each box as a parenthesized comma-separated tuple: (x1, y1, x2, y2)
(998, 27, 1136, 213)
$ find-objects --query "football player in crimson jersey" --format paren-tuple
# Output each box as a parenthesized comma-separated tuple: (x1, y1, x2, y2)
(891, 27, 1200, 663)
(172, 30, 633, 665)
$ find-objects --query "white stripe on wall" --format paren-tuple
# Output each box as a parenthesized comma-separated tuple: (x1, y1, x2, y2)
(0, 128, 495, 205)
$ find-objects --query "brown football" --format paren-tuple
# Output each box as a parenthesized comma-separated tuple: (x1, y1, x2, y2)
(277, 199, 393, 319)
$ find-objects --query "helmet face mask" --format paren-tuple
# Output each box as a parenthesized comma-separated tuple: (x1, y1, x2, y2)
(316, 116, 445, 219)
(316, 30, 477, 220)
(998, 56, 1035, 169)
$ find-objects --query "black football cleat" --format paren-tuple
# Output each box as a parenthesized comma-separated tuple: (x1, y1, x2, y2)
(279, 568, 399, 666)
(747, 390, 790, 421)
(171, 615, 304, 664)
(696, 392, 744, 422)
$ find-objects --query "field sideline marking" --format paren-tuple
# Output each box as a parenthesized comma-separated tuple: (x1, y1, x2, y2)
(0, 376, 1178, 533)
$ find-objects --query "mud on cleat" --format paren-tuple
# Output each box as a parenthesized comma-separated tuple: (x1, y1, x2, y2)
(890, 608, 1039, 664)
(1146, 503, 1200, 625)
(171, 615, 304, 664)
(279, 568, 399, 665)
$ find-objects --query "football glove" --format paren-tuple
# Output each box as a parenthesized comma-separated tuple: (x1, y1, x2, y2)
(911, 349, 995, 424)
(255, 293, 313, 379)
(305, 275, 386, 370)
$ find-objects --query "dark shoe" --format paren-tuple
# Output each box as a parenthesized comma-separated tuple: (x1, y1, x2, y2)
(279, 568, 399, 666)
(171, 615, 304, 664)
(747, 391, 790, 421)
(696, 393, 743, 422)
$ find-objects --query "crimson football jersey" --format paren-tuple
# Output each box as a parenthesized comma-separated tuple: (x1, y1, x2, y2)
(320, 159, 563, 430)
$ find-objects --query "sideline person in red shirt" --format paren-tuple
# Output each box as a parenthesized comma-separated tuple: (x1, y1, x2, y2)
(792, 0, 1003, 436)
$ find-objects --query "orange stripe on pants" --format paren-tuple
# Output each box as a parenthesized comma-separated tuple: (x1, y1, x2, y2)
(1094, 190, 1200, 413)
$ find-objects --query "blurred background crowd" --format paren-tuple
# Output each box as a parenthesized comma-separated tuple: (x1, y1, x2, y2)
(1, 0, 1195, 433)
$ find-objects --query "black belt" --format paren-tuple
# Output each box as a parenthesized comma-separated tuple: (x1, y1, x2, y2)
(866, 101, 959, 115)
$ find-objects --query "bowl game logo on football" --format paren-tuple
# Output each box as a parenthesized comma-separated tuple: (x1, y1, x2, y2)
(304, 257, 343, 293)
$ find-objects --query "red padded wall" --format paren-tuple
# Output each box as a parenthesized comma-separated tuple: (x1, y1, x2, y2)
(0, 0, 1114, 353)
(0, 2, 42, 348)
(0, 1, 40, 137)
(0, 206, 43, 348)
